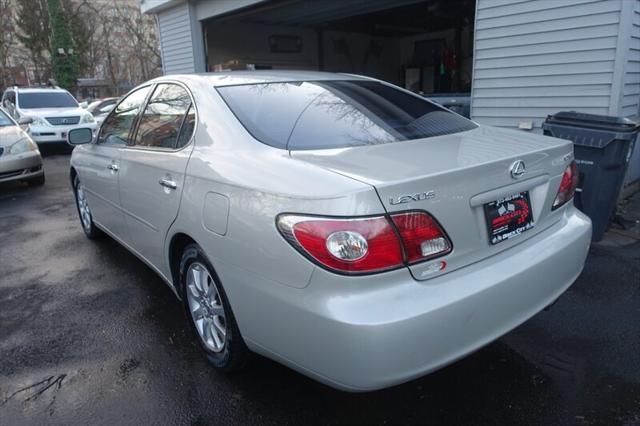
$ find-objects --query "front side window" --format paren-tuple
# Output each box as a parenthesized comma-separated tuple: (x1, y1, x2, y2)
(217, 80, 477, 150)
(0, 109, 13, 126)
(133, 84, 192, 149)
(98, 86, 151, 145)
(18, 92, 78, 109)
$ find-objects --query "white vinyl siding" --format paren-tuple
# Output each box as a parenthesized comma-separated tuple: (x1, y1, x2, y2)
(157, 4, 196, 75)
(622, 0, 640, 185)
(621, 0, 640, 118)
(471, 0, 623, 130)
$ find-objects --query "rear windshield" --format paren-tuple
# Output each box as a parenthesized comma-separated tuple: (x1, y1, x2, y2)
(18, 92, 78, 109)
(217, 80, 477, 150)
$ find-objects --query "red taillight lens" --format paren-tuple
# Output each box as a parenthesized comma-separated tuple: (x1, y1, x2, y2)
(278, 215, 403, 273)
(552, 161, 579, 210)
(277, 212, 452, 274)
(390, 212, 452, 263)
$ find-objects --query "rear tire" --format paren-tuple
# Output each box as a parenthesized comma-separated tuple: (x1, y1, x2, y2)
(73, 175, 102, 239)
(26, 174, 45, 186)
(179, 243, 249, 372)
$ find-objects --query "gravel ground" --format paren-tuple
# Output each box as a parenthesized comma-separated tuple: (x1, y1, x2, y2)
(1, 153, 639, 425)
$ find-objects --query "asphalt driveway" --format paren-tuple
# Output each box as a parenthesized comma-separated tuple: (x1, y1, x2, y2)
(1, 153, 639, 425)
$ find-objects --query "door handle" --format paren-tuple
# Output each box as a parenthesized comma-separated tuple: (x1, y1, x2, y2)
(159, 178, 177, 190)
(107, 163, 119, 172)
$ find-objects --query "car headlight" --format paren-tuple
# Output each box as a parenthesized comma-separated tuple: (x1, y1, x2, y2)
(8, 137, 38, 155)
(29, 116, 50, 127)
(80, 113, 95, 124)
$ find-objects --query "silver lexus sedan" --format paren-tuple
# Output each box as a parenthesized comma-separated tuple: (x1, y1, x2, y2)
(67, 71, 591, 391)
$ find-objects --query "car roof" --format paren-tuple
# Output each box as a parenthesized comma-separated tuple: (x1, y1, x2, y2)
(16, 87, 70, 93)
(153, 70, 372, 87)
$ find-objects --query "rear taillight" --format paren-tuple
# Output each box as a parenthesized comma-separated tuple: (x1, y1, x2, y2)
(277, 215, 404, 274)
(391, 212, 452, 263)
(552, 161, 579, 210)
(277, 212, 451, 275)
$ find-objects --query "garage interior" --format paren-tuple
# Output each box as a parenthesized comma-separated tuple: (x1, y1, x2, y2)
(202, 0, 475, 94)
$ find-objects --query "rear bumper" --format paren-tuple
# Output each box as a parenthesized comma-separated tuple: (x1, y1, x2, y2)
(0, 151, 43, 183)
(236, 206, 592, 391)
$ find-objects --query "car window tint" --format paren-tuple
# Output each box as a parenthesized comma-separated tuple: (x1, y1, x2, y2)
(18, 92, 78, 108)
(0, 109, 13, 126)
(217, 80, 477, 150)
(98, 86, 151, 145)
(176, 104, 195, 148)
(133, 84, 191, 149)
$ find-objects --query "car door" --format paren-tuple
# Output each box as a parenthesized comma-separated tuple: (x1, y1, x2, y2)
(117, 82, 196, 271)
(78, 85, 152, 241)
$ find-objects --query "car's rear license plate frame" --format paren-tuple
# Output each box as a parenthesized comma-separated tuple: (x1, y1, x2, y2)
(484, 191, 534, 245)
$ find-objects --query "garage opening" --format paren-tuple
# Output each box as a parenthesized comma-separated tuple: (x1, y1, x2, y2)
(202, 0, 475, 95)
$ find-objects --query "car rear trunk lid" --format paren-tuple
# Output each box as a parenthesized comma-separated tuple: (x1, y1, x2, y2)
(291, 126, 574, 280)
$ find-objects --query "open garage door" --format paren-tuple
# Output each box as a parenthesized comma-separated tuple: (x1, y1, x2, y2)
(202, 0, 475, 96)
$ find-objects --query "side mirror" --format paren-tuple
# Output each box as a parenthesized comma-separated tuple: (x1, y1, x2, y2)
(79, 101, 88, 109)
(68, 128, 93, 145)
(18, 116, 33, 125)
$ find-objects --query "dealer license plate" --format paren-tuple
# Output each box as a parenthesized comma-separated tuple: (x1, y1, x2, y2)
(484, 191, 534, 245)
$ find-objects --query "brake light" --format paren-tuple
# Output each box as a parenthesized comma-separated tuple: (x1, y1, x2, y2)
(277, 215, 403, 273)
(552, 161, 579, 210)
(390, 212, 452, 263)
(277, 212, 451, 274)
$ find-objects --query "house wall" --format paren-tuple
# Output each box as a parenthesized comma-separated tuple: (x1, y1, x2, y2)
(156, 2, 206, 74)
(620, 0, 640, 186)
(471, 0, 640, 186)
(471, 0, 626, 129)
(620, 0, 640, 119)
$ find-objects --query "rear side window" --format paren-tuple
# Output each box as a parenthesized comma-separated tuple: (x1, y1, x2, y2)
(217, 80, 477, 150)
(98, 86, 151, 145)
(133, 84, 192, 149)
(176, 105, 195, 148)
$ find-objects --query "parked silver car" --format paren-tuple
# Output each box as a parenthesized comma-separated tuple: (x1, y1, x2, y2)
(0, 108, 44, 185)
(87, 97, 119, 126)
(67, 71, 591, 391)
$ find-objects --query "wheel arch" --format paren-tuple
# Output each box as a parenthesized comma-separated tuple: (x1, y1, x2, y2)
(168, 232, 198, 298)
(70, 166, 78, 188)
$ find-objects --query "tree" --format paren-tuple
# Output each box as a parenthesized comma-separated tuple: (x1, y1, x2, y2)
(48, 0, 79, 90)
(62, 0, 95, 78)
(113, 1, 162, 82)
(16, 0, 51, 84)
(0, 0, 16, 89)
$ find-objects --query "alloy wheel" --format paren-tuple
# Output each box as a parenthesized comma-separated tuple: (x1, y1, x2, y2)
(76, 182, 92, 232)
(186, 262, 227, 353)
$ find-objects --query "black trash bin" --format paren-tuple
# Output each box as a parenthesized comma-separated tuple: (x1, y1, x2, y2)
(542, 111, 639, 241)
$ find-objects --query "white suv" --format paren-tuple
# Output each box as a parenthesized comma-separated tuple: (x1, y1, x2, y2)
(1, 86, 97, 145)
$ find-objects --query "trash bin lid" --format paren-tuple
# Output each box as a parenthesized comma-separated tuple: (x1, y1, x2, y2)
(544, 111, 639, 133)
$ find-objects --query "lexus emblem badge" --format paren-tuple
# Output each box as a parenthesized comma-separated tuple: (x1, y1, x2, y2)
(510, 160, 526, 179)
